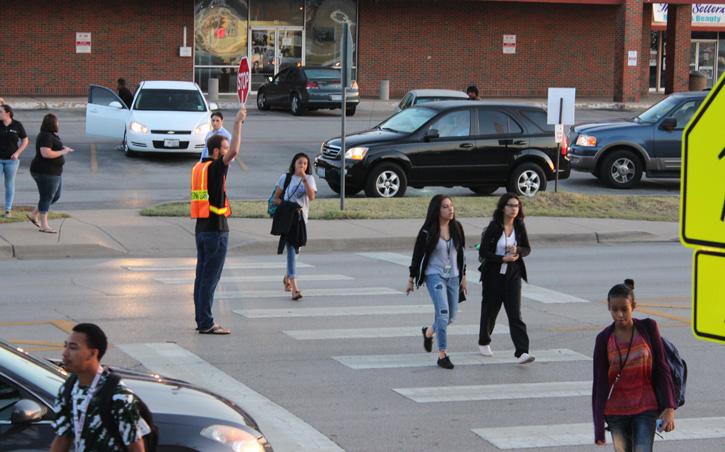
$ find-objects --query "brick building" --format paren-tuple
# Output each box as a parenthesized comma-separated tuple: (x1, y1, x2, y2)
(2, 0, 724, 101)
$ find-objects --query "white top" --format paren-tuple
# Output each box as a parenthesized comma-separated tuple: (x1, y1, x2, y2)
(277, 173, 317, 223)
(425, 237, 459, 277)
(495, 229, 517, 256)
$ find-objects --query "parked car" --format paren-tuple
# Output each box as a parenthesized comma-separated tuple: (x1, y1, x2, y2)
(85, 81, 219, 157)
(314, 101, 570, 197)
(256, 66, 360, 116)
(567, 91, 707, 188)
(0, 340, 272, 451)
(396, 89, 470, 111)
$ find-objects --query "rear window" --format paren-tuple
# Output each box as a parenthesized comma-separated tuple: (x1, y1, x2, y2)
(303, 69, 341, 80)
(519, 109, 554, 132)
(134, 89, 206, 112)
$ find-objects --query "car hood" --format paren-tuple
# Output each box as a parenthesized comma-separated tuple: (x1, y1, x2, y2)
(325, 128, 406, 148)
(129, 110, 209, 129)
(572, 119, 647, 135)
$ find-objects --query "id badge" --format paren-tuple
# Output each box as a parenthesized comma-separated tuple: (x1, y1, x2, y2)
(442, 264, 452, 277)
(500, 263, 508, 275)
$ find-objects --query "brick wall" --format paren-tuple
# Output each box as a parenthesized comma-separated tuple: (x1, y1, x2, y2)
(358, 0, 619, 98)
(614, 0, 643, 102)
(665, 4, 692, 93)
(1, 0, 193, 96)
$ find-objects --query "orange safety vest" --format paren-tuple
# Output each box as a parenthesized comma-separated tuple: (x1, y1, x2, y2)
(190, 161, 231, 218)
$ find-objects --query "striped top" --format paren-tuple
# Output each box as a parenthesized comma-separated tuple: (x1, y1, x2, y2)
(604, 331, 659, 415)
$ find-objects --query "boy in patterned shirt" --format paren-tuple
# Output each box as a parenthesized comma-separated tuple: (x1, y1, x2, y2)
(50, 323, 149, 452)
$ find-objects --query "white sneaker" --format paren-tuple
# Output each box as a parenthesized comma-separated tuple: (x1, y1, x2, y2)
(478, 345, 493, 357)
(517, 353, 535, 364)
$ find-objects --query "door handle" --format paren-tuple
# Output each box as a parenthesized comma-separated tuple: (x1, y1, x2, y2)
(498, 139, 512, 145)
(513, 140, 527, 145)
(459, 143, 474, 149)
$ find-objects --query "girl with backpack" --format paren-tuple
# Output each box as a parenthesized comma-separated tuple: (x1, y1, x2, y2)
(592, 279, 677, 451)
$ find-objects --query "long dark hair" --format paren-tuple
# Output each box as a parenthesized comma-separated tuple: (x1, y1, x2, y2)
(40, 113, 59, 133)
(422, 194, 462, 248)
(1, 104, 13, 119)
(493, 192, 525, 224)
(288, 152, 312, 175)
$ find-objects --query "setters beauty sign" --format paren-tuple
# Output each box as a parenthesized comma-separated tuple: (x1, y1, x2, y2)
(653, 4, 725, 27)
(237, 57, 250, 106)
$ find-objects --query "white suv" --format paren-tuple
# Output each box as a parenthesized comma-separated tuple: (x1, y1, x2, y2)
(85, 81, 218, 156)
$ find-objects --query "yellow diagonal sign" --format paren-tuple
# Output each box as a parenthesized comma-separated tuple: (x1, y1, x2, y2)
(680, 72, 725, 249)
(693, 250, 725, 343)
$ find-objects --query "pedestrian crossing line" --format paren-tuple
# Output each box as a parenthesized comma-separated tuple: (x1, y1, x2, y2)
(283, 324, 509, 340)
(333, 349, 590, 369)
(472, 417, 725, 449)
(219, 287, 402, 299)
(123, 262, 313, 272)
(155, 274, 354, 285)
(357, 251, 411, 266)
(118, 342, 343, 452)
(394, 380, 590, 403)
(235, 304, 434, 318)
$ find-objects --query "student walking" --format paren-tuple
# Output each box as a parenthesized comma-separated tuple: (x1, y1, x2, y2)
(407, 195, 467, 369)
(272, 153, 317, 300)
(199, 111, 232, 161)
(592, 280, 676, 451)
(28, 113, 73, 233)
(477, 192, 534, 364)
(0, 104, 29, 217)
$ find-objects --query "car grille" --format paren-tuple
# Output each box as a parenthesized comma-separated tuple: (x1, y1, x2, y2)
(153, 140, 190, 149)
(322, 144, 341, 159)
(151, 130, 191, 135)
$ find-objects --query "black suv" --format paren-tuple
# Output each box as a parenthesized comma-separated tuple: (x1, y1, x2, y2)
(314, 101, 570, 197)
(567, 91, 707, 188)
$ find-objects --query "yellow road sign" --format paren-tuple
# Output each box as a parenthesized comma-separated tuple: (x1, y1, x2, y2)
(693, 249, 725, 344)
(680, 72, 725, 249)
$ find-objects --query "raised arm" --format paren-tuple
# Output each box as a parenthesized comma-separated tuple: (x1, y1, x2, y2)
(223, 107, 247, 166)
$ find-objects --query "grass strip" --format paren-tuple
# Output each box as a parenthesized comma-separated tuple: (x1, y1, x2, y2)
(0, 206, 69, 224)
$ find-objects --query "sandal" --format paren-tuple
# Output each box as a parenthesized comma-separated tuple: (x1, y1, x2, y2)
(26, 214, 40, 228)
(283, 275, 291, 292)
(291, 290, 303, 301)
(198, 324, 231, 335)
(39, 228, 58, 234)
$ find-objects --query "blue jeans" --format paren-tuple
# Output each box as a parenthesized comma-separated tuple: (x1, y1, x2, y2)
(30, 172, 62, 213)
(194, 232, 229, 330)
(286, 243, 297, 278)
(1, 159, 20, 212)
(606, 410, 658, 452)
(425, 274, 459, 351)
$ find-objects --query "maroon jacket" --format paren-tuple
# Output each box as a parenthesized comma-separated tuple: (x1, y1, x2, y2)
(591, 317, 676, 443)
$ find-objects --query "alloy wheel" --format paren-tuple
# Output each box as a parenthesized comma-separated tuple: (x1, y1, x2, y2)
(516, 170, 541, 197)
(375, 170, 400, 197)
(610, 157, 636, 184)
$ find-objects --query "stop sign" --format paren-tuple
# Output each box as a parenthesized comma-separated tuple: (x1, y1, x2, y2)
(237, 57, 250, 106)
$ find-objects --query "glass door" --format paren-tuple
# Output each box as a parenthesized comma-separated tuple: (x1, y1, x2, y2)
(690, 40, 718, 88)
(250, 27, 304, 91)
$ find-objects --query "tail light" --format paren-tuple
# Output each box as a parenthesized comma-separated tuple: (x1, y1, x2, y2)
(306, 81, 319, 89)
(561, 133, 568, 157)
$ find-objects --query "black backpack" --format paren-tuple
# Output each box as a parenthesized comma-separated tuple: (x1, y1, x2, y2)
(63, 372, 159, 452)
(660, 336, 687, 408)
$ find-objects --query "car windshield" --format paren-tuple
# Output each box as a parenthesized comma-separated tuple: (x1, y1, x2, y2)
(134, 89, 206, 112)
(635, 96, 682, 123)
(1, 343, 65, 396)
(378, 107, 437, 133)
(304, 69, 341, 80)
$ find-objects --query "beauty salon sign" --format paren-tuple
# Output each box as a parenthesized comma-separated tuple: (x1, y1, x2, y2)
(653, 4, 725, 27)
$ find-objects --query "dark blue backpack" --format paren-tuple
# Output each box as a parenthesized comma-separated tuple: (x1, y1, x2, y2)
(661, 336, 687, 408)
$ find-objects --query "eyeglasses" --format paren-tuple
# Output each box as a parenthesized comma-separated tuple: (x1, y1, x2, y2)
(505, 203, 520, 208)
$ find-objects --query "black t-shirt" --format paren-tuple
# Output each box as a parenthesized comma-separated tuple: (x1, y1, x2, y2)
(30, 131, 65, 176)
(195, 158, 230, 233)
(0, 120, 28, 159)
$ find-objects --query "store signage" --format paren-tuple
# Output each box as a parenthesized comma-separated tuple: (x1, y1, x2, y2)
(653, 4, 725, 27)
(237, 56, 250, 106)
(503, 35, 516, 54)
(75, 32, 91, 54)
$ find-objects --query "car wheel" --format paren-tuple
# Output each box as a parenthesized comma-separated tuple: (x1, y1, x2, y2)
(365, 162, 407, 198)
(600, 150, 642, 189)
(257, 92, 270, 111)
(290, 94, 305, 116)
(345, 105, 357, 116)
(122, 131, 136, 158)
(508, 163, 546, 197)
(329, 181, 362, 196)
(469, 185, 498, 196)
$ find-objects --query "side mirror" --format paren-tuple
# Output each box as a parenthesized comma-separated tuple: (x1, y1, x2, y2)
(109, 101, 124, 109)
(425, 129, 440, 141)
(11, 399, 47, 424)
(660, 117, 677, 131)
(208, 102, 219, 111)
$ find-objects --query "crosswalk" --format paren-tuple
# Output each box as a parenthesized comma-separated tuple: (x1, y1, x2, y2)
(116, 254, 719, 451)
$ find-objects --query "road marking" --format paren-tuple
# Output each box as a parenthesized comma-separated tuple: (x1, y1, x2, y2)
(118, 343, 343, 452)
(333, 349, 590, 369)
(472, 417, 725, 449)
(219, 287, 402, 299)
(156, 274, 354, 285)
(636, 307, 690, 325)
(394, 380, 590, 403)
(90, 143, 98, 172)
(283, 324, 508, 340)
(0, 319, 74, 334)
(123, 262, 312, 272)
(235, 304, 434, 318)
(357, 252, 411, 266)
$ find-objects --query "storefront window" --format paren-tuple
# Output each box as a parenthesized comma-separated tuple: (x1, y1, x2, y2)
(250, 0, 304, 26)
(195, 67, 239, 93)
(305, 0, 357, 68)
(195, 1, 248, 66)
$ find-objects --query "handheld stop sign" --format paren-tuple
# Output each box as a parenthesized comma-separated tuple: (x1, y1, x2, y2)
(237, 57, 250, 106)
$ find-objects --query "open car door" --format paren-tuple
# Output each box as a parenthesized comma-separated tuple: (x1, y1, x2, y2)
(85, 85, 129, 140)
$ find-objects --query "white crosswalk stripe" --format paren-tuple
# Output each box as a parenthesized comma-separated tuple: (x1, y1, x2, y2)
(333, 349, 590, 369)
(235, 304, 434, 318)
(472, 417, 725, 449)
(123, 262, 313, 272)
(394, 381, 591, 403)
(155, 274, 353, 284)
(283, 324, 509, 340)
(219, 287, 402, 299)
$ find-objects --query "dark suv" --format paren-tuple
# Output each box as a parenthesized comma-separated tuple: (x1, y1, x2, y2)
(567, 91, 707, 188)
(314, 101, 570, 197)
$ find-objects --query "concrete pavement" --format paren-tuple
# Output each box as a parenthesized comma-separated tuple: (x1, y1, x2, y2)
(0, 209, 678, 260)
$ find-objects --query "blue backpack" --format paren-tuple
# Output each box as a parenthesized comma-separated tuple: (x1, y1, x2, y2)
(661, 336, 687, 408)
(267, 173, 292, 217)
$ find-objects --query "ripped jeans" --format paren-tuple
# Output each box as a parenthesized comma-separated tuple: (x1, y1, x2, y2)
(425, 273, 459, 351)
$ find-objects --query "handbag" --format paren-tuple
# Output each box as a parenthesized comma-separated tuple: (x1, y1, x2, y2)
(267, 173, 292, 217)
(458, 286, 466, 303)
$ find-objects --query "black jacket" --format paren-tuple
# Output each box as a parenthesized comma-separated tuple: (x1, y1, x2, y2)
(409, 220, 466, 288)
(478, 218, 530, 282)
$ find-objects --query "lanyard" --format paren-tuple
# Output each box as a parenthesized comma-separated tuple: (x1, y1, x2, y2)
(72, 368, 103, 451)
(607, 329, 635, 400)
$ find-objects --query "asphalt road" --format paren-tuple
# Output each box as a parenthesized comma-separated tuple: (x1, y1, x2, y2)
(7, 106, 678, 211)
(1, 243, 722, 452)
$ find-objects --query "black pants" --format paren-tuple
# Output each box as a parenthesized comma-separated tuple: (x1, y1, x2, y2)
(478, 265, 529, 357)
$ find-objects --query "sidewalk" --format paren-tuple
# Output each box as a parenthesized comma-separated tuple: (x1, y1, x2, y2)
(0, 209, 678, 260)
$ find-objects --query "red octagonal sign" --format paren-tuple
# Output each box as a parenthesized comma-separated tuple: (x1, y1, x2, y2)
(237, 57, 250, 106)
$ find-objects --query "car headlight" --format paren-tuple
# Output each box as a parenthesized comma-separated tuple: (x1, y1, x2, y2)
(344, 146, 368, 160)
(575, 134, 597, 147)
(129, 121, 149, 134)
(194, 123, 211, 135)
(200, 425, 265, 452)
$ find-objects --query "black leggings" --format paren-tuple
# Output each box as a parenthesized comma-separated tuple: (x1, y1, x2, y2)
(479, 266, 529, 357)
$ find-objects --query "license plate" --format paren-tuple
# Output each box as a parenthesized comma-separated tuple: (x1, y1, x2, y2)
(330, 95, 342, 101)
(317, 167, 326, 178)
(164, 139, 180, 148)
